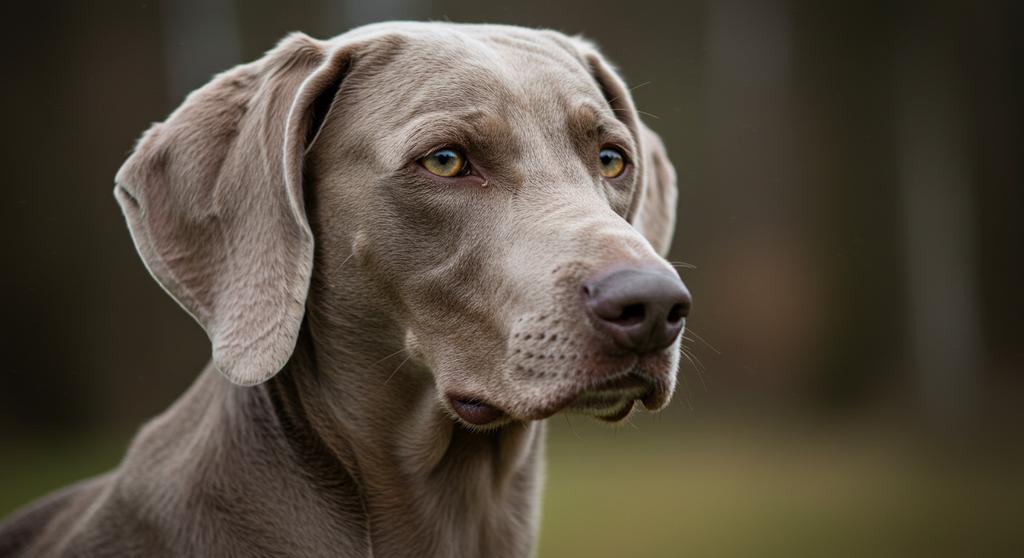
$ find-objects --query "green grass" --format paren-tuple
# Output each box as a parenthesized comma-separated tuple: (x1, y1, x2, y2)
(0, 434, 129, 515)
(539, 418, 1024, 557)
(3, 420, 1021, 557)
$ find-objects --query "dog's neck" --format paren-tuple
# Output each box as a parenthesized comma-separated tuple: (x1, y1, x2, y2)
(259, 316, 546, 558)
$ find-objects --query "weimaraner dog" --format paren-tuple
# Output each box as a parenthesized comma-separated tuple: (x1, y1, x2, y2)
(0, 21, 689, 557)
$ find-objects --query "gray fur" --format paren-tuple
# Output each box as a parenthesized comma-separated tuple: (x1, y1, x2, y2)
(0, 22, 682, 558)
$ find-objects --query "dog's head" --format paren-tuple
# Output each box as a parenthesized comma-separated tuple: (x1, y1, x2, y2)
(116, 23, 689, 427)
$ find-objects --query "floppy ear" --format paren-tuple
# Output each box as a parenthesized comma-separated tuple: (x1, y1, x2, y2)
(114, 33, 354, 385)
(631, 122, 678, 256)
(574, 41, 679, 256)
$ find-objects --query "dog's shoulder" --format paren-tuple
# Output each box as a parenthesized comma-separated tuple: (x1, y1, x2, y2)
(0, 373, 221, 557)
(0, 473, 153, 558)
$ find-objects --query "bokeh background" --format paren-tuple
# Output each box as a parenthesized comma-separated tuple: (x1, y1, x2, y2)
(2, 1, 1021, 556)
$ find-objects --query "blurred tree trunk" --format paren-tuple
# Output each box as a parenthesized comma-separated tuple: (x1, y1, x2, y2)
(896, 5, 981, 421)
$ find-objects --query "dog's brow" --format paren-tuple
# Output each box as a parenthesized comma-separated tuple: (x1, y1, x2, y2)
(566, 104, 602, 143)
(402, 111, 519, 161)
(566, 103, 635, 159)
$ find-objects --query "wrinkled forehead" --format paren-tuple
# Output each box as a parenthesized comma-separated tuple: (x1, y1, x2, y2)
(346, 28, 630, 158)
(398, 29, 599, 110)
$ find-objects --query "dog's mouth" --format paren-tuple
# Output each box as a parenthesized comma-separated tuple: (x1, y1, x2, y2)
(564, 373, 651, 421)
(447, 371, 657, 427)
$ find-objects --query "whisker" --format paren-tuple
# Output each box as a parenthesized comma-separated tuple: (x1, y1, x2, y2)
(680, 347, 708, 392)
(603, 82, 653, 107)
(627, 80, 652, 93)
(679, 338, 708, 373)
(373, 347, 408, 366)
(482, 337, 507, 360)
(563, 414, 580, 439)
(669, 261, 698, 270)
(609, 106, 660, 120)
(675, 362, 694, 410)
(383, 353, 413, 385)
(685, 327, 721, 355)
(688, 347, 709, 376)
(332, 252, 355, 276)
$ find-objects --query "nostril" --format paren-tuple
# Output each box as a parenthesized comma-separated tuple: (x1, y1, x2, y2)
(616, 303, 646, 326)
(667, 302, 688, 323)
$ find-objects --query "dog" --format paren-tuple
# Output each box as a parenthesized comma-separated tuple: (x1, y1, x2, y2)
(0, 21, 689, 557)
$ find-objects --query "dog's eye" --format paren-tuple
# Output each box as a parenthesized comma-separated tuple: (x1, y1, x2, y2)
(421, 149, 467, 177)
(598, 147, 626, 178)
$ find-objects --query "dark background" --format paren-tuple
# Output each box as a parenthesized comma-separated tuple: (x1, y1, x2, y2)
(2, 1, 1022, 556)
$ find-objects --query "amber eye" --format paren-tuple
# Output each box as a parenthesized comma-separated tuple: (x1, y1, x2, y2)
(598, 147, 626, 178)
(421, 148, 466, 177)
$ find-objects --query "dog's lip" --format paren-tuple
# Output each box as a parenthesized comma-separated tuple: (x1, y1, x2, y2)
(569, 375, 647, 405)
(586, 373, 649, 393)
(448, 395, 506, 426)
(565, 373, 650, 417)
(596, 400, 637, 422)
(446, 367, 663, 425)
(520, 371, 656, 421)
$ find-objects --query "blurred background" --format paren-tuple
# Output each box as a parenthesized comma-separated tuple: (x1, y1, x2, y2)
(1, 1, 1021, 556)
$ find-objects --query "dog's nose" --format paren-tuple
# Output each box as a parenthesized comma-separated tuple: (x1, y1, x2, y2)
(582, 267, 691, 354)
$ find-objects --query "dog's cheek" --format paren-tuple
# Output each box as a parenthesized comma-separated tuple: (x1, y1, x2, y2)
(403, 328, 425, 362)
(604, 178, 637, 218)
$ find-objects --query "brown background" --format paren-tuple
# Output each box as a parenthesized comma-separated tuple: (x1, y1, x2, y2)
(2, 1, 1021, 556)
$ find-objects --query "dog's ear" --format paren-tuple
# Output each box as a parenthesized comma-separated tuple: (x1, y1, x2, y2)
(631, 121, 678, 256)
(115, 33, 356, 385)
(572, 40, 679, 256)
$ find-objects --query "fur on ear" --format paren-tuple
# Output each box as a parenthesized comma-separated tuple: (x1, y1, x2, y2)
(566, 37, 680, 256)
(632, 121, 678, 256)
(114, 33, 356, 385)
